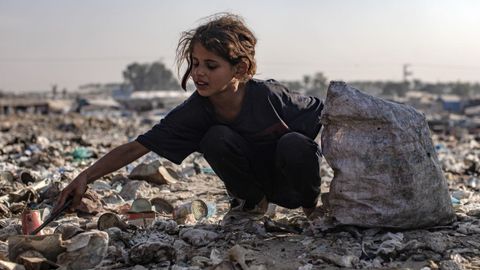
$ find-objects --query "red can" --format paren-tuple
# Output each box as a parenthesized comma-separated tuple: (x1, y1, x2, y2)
(21, 209, 42, 235)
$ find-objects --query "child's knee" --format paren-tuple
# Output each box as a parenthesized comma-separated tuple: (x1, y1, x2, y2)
(199, 125, 239, 155)
(277, 132, 319, 162)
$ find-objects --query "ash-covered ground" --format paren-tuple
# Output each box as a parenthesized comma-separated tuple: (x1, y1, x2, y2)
(1, 113, 480, 270)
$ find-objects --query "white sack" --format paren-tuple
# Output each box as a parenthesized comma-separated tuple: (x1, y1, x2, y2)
(320, 81, 455, 228)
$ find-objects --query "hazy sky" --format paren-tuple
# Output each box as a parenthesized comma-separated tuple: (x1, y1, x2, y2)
(1, 0, 479, 92)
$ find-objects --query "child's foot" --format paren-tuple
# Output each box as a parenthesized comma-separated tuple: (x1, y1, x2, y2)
(303, 206, 325, 220)
(229, 196, 268, 214)
(222, 196, 275, 226)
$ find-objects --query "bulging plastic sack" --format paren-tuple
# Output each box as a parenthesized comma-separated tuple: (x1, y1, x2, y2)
(320, 81, 455, 229)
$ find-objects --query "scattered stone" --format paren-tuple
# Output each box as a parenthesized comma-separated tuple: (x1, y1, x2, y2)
(8, 234, 65, 263)
(298, 264, 314, 270)
(228, 245, 249, 270)
(376, 232, 404, 257)
(16, 250, 58, 270)
(423, 232, 449, 253)
(0, 222, 20, 242)
(212, 261, 236, 270)
(0, 204, 11, 219)
(53, 223, 85, 240)
(131, 265, 148, 270)
(439, 260, 463, 270)
(152, 220, 179, 235)
(311, 251, 359, 268)
(128, 242, 176, 265)
(210, 248, 222, 265)
(105, 227, 131, 247)
(466, 208, 480, 217)
(56, 231, 109, 270)
(119, 180, 152, 201)
(179, 228, 219, 247)
(101, 192, 125, 205)
(129, 160, 177, 185)
(0, 259, 25, 270)
(191, 255, 211, 268)
(90, 180, 112, 191)
(1, 108, 480, 269)
(0, 242, 6, 261)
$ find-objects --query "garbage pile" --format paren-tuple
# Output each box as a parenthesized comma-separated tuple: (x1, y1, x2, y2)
(1, 112, 480, 269)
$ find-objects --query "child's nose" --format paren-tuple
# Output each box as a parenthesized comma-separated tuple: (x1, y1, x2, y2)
(194, 66, 206, 77)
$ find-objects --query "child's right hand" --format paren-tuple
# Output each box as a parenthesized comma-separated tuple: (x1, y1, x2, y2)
(52, 141, 150, 214)
(53, 173, 88, 214)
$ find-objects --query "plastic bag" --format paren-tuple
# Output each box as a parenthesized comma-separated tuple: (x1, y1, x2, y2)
(320, 81, 455, 228)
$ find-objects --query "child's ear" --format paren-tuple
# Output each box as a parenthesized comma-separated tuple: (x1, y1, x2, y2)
(234, 61, 248, 79)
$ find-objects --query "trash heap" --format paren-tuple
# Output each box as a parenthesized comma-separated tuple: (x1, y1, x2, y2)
(1, 108, 480, 269)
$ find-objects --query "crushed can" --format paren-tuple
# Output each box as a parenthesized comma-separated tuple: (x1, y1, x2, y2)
(126, 212, 156, 228)
(126, 198, 156, 228)
(97, 212, 129, 231)
(150, 197, 174, 215)
(173, 199, 209, 222)
(21, 208, 42, 235)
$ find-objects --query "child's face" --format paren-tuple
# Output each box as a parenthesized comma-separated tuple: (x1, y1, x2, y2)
(191, 43, 239, 97)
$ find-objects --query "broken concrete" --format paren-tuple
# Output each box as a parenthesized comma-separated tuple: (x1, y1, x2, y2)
(56, 231, 109, 270)
(0, 109, 479, 269)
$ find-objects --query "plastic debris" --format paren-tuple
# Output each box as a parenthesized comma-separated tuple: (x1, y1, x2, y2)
(320, 81, 455, 228)
(71, 147, 92, 160)
(1, 101, 480, 269)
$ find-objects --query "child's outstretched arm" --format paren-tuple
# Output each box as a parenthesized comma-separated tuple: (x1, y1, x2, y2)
(53, 141, 150, 213)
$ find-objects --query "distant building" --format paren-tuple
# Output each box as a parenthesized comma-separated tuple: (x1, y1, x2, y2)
(0, 99, 72, 115)
(465, 105, 480, 117)
(405, 91, 442, 113)
(113, 89, 192, 111)
(74, 97, 121, 114)
(438, 95, 466, 114)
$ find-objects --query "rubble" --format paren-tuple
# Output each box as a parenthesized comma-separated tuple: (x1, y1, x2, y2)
(56, 231, 109, 270)
(128, 160, 178, 185)
(8, 234, 65, 263)
(0, 259, 25, 270)
(179, 228, 219, 247)
(1, 111, 480, 269)
(128, 242, 176, 265)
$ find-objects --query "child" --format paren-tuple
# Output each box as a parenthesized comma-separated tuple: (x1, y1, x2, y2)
(54, 13, 324, 219)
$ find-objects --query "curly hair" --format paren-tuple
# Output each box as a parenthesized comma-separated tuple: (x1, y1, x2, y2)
(176, 13, 257, 90)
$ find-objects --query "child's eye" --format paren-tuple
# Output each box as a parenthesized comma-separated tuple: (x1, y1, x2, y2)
(206, 64, 218, 70)
(192, 62, 199, 67)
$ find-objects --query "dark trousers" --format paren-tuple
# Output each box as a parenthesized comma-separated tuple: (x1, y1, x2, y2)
(199, 125, 321, 209)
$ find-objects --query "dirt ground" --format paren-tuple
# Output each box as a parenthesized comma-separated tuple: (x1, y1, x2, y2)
(1, 113, 480, 270)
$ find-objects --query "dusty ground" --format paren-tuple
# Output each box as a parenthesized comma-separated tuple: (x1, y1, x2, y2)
(1, 113, 480, 270)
